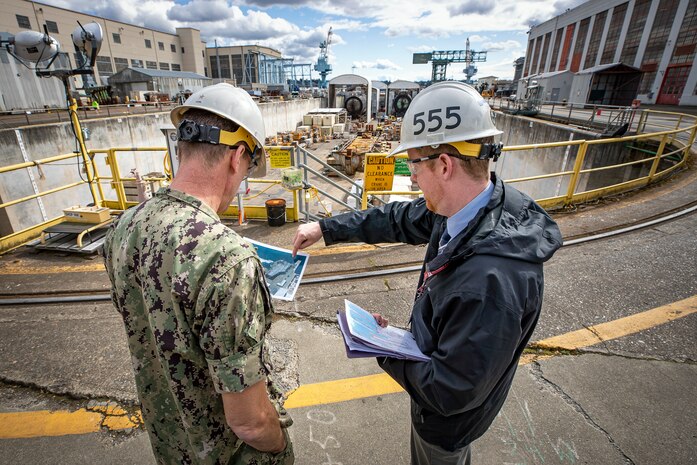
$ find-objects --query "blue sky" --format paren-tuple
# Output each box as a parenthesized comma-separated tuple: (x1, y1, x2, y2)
(43, 0, 588, 82)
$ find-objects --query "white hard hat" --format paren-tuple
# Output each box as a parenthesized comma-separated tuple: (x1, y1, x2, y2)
(171, 83, 266, 155)
(389, 81, 502, 156)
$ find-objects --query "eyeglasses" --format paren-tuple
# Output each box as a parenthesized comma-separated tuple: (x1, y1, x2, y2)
(233, 145, 260, 178)
(406, 153, 469, 175)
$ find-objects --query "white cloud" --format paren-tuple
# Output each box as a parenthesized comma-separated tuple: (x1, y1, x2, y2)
(407, 45, 434, 53)
(483, 40, 523, 52)
(352, 59, 402, 70)
(468, 35, 488, 43)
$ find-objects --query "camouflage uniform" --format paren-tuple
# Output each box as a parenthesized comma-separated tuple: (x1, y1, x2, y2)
(103, 187, 293, 465)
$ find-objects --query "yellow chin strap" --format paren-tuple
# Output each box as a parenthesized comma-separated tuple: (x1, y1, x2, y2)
(219, 126, 258, 153)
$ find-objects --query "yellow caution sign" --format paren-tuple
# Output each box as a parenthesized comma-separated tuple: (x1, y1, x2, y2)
(364, 154, 395, 191)
(269, 148, 292, 169)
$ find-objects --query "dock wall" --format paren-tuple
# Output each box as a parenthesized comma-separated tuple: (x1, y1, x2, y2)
(0, 98, 322, 236)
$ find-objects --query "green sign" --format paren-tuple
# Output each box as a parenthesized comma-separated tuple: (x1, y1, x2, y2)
(412, 53, 432, 64)
(394, 158, 412, 176)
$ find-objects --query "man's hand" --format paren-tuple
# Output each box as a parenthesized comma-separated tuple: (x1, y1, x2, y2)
(372, 313, 388, 328)
(292, 222, 323, 257)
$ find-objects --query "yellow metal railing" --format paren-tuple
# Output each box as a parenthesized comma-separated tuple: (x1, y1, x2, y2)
(1, 109, 695, 253)
(361, 109, 697, 211)
(0, 145, 303, 253)
(92, 147, 300, 222)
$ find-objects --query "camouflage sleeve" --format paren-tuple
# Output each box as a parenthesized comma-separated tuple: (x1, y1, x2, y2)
(198, 257, 270, 393)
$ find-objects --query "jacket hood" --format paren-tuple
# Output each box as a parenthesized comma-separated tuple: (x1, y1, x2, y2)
(449, 176, 562, 264)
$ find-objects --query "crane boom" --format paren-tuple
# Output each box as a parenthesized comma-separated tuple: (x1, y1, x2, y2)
(314, 27, 333, 88)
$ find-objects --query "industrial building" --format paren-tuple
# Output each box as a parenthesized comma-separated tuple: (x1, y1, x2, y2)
(108, 68, 211, 103)
(522, 0, 697, 106)
(0, 0, 305, 110)
(206, 44, 288, 92)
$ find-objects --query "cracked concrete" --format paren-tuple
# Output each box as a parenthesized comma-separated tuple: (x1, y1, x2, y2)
(530, 362, 637, 465)
(1, 165, 697, 463)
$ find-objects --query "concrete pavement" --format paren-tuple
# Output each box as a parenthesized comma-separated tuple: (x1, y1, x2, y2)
(1, 160, 697, 463)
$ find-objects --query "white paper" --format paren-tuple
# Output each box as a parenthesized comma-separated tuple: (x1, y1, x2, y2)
(246, 238, 309, 301)
(339, 299, 430, 362)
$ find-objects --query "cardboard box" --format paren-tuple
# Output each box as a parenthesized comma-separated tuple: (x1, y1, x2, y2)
(63, 206, 111, 223)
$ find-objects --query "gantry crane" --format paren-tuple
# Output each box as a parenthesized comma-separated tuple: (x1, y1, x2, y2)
(412, 37, 487, 83)
(314, 27, 333, 88)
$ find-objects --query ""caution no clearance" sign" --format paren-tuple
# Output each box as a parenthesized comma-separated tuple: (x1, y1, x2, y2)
(364, 154, 395, 191)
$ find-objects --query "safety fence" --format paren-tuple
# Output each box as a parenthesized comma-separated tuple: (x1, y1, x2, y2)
(0, 109, 695, 253)
(0, 102, 177, 129)
(361, 110, 696, 211)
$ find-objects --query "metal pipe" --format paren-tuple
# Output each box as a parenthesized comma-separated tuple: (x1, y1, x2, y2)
(0, 181, 86, 209)
(299, 164, 362, 203)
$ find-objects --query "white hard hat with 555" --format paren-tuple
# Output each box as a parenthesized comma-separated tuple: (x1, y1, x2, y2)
(170, 83, 267, 176)
(389, 81, 503, 159)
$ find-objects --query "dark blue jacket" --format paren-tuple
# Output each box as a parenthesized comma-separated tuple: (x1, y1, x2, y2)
(320, 175, 562, 450)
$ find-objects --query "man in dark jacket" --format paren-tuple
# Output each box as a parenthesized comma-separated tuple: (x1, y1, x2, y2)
(292, 81, 562, 465)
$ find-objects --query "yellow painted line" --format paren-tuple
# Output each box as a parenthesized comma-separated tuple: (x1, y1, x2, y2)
(0, 409, 103, 439)
(534, 294, 697, 350)
(0, 245, 379, 275)
(0, 262, 105, 275)
(284, 372, 403, 409)
(0, 294, 694, 439)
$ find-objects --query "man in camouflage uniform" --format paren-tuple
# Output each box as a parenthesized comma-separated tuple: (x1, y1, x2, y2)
(104, 83, 293, 465)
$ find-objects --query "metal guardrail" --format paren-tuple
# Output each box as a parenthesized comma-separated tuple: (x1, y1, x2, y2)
(361, 109, 697, 211)
(0, 102, 177, 129)
(1, 109, 696, 253)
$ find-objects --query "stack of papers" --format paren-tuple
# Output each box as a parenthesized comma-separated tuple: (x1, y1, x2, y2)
(337, 300, 430, 362)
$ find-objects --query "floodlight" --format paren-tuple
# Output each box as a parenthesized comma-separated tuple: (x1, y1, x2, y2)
(71, 22, 103, 67)
(11, 30, 60, 63)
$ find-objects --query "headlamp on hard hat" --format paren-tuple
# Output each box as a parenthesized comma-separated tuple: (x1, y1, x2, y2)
(177, 119, 262, 175)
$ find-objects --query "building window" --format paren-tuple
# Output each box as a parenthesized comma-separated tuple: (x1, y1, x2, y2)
(114, 57, 129, 72)
(210, 55, 231, 79)
(570, 18, 590, 72)
(620, 0, 652, 65)
(16, 14, 31, 29)
(131, 59, 144, 68)
(159, 62, 170, 70)
(530, 37, 542, 75)
(670, 0, 697, 65)
(584, 10, 608, 69)
(171, 63, 181, 71)
(638, 0, 680, 93)
(112, 33, 121, 44)
(45, 20, 59, 34)
(559, 23, 575, 70)
(549, 28, 564, 72)
(158, 42, 164, 51)
(600, 3, 629, 64)
(146, 60, 157, 69)
(181, 47, 185, 53)
(96, 55, 114, 81)
(145, 39, 152, 49)
(171, 44, 176, 53)
(539, 32, 552, 73)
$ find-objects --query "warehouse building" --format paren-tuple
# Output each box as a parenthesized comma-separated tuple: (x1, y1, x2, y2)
(1, 0, 300, 110)
(522, 0, 697, 106)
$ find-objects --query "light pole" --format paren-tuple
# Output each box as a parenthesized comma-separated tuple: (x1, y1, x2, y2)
(1, 21, 105, 206)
